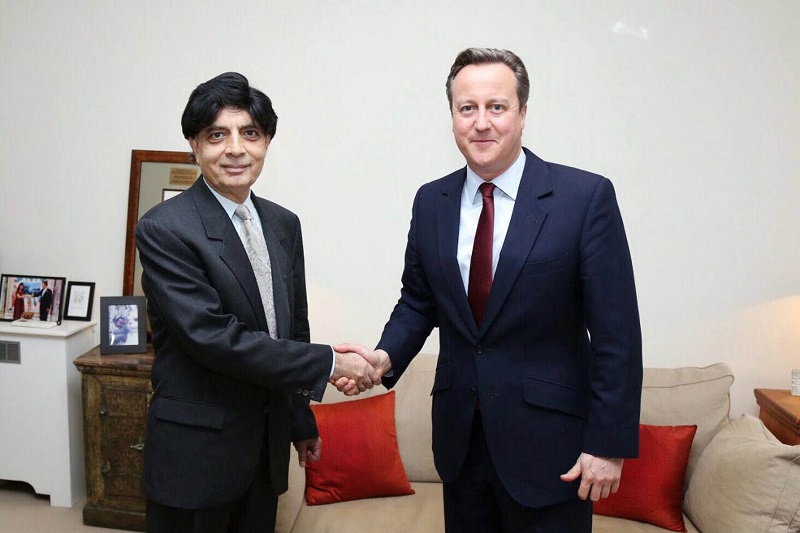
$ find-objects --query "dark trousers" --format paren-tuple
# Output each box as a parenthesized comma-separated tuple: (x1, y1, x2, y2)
(146, 434, 277, 533)
(443, 411, 593, 533)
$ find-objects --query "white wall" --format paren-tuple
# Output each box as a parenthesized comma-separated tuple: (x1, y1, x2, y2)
(1, 0, 798, 417)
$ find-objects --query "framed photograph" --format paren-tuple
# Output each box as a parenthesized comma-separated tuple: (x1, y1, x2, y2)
(63, 281, 95, 321)
(100, 296, 147, 354)
(0, 274, 66, 324)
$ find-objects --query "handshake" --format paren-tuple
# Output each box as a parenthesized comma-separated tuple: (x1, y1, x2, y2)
(330, 343, 392, 396)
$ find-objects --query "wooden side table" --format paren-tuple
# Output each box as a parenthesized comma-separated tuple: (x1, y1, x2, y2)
(74, 345, 153, 532)
(754, 388, 800, 445)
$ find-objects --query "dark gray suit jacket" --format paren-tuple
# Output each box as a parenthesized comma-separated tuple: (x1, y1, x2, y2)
(135, 178, 331, 509)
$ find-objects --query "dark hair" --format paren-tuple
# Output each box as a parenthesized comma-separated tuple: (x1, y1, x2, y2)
(181, 72, 278, 141)
(445, 48, 530, 110)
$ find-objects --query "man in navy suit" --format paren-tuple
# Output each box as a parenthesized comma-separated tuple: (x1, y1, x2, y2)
(136, 72, 379, 533)
(337, 48, 642, 532)
(37, 280, 53, 321)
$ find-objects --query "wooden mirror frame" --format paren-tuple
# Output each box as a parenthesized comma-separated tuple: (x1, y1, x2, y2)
(122, 150, 197, 295)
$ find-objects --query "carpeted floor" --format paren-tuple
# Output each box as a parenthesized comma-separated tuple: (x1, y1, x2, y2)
(0, 481, 122, 533)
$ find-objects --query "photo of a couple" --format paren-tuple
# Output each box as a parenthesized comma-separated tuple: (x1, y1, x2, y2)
(0, 275, 65, 323)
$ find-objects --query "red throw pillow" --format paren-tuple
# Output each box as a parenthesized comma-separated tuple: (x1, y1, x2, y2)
(305, 391, 415, 505)
(594, 424, 697, 532)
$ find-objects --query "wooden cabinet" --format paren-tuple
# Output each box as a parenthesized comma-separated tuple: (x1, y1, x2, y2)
(754, 388, 800, 445)
(74, 346, 153, 531)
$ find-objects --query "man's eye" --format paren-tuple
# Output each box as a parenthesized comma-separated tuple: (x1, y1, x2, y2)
(490, 104, 506, 114)
(244, 129, 260, 138)
(459, 105, 475, 116)
(209, 132, 224, 140)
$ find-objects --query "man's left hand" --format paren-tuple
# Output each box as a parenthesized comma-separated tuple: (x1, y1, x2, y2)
(293, 437, 322, 468)
(560, 453, 624, 501)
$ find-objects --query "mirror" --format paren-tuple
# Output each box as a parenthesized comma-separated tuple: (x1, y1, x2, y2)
(123, 150, 199, 296)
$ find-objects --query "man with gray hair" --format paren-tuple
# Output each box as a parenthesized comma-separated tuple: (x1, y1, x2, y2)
(338, 47, 642, 531)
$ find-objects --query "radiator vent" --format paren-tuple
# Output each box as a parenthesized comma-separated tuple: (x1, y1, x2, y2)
(0, 341, 21, 363)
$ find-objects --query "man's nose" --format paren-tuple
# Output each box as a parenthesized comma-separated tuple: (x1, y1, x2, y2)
(474, 109, 491, 131)
(226, 134, 246, 155)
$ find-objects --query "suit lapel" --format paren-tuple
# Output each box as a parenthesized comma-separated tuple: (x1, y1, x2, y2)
(437, 170, 480, 338)
(191, 180, 268, 332)
(253, 198, 291, 339)
(479, 150, 551, 336)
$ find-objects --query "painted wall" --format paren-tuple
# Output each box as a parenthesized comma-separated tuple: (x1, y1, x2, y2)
(1, 1, 798, 417)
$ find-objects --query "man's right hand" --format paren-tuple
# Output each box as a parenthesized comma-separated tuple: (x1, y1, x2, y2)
(331, 349, 381, 395)
(331, 344, 392, 395)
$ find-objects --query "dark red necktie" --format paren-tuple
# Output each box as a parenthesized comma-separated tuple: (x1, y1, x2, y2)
(468, 182, 496, 326)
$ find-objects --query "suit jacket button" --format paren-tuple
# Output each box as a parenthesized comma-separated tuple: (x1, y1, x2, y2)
(309, 391, 316, 399)
(475, 345, 484, 354)
(302, 390, 309, 397)
(469, 387, 477, 396)
(296, 388, 303, 394)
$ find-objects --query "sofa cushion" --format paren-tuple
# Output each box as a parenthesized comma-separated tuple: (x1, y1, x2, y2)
(640, 363, 733, 485)
(684, 415, 800, 533)
(306, 391, 414, 505)
(291, 482, 444, 533)
(593, 514, 701, 533)
(594, 424, 697, 532)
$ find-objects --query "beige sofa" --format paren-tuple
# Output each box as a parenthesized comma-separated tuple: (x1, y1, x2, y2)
(276, 354, 800, 533)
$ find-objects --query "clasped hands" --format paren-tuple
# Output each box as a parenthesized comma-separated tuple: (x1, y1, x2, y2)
(330, 343, 392, 395)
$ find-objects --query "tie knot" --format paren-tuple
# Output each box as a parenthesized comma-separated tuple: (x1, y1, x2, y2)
(234, 204, 253, 221)
(479, 182, 495, 199)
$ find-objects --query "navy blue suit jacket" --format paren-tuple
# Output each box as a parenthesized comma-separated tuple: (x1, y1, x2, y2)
(378, 148, 642, 508)
(135, 179, 332, 509)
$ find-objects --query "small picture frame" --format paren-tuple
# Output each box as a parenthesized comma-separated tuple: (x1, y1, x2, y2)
(100, 296, 147, 354)
(0, 274, 67, 324)
(63, 282, 95, 321)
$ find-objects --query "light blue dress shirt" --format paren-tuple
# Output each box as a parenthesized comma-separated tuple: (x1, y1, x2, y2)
(203, 179, 336, 378)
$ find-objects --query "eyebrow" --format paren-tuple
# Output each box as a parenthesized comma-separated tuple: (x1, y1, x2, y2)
(202, 123, 262, 133)
(454, 97, 511, 105)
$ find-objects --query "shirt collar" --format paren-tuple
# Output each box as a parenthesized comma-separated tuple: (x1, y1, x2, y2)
(203, 177, 258, 221)
(464, 149, 526, 204)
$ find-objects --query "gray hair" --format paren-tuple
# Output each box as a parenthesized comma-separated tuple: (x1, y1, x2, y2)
(445, 48, 530, 110)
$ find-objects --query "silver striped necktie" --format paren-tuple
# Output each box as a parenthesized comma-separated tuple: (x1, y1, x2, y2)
(234, 204, 277, 339)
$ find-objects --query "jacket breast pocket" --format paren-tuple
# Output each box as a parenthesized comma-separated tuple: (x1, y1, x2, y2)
(521, 253, 571, 277)
(431, 363, 452, 396)
(154, 397, 226, 430)
(523, 377, 587, 420)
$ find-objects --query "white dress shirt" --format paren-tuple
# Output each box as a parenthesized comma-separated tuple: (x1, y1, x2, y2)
(457, 150, 526, 294)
